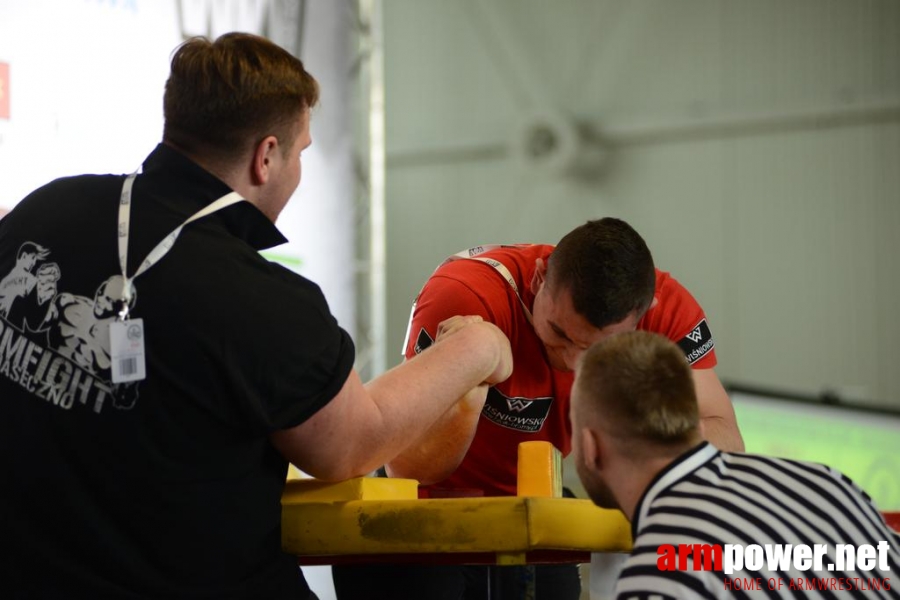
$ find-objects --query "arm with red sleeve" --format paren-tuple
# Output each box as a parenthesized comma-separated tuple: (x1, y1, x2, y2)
(386, 269, 513, 484)
(641, 273, 745, 452)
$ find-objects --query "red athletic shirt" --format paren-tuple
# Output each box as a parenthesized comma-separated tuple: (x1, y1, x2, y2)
(405, 244, 716, 497)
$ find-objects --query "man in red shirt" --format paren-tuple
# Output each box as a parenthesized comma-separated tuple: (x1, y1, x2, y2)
(333, 217, 743, 600)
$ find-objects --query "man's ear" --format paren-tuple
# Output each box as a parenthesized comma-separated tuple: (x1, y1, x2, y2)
(251, 135, 279, 186)
(530, 257, 548, 295)
(580, 426, 604, 471)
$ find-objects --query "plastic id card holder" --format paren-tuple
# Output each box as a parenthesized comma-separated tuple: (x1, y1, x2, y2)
(110, 318, 147, 383)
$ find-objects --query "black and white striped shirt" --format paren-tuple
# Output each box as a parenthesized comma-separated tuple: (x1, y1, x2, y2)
(615, 442, 900, 599)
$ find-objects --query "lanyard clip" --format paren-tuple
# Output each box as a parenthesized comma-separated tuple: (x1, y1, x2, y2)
(117, 301, 130, 322)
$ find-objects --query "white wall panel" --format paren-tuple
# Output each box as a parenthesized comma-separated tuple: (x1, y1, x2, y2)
(384, 1, 523, 153)
(727, 123, 900, 404)
(0, 1, 180, 207)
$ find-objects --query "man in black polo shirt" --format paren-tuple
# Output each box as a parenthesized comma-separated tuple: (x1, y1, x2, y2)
(0, 33, 512, 599)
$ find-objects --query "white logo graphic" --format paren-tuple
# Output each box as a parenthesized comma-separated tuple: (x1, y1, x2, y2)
(0, 241, 141, 413)
(507, 398, 533, 412)
(685, 327, 704, 343)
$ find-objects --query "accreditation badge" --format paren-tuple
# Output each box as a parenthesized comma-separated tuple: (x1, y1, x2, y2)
(110, 318, 146, 383)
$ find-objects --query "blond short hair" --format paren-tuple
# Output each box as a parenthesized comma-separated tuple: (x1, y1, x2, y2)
(575, 331, 698, 445)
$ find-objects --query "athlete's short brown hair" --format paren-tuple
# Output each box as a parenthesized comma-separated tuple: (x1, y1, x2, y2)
(547, 218, 656, 329)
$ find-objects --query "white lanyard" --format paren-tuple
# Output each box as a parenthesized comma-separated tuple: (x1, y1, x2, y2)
(401, 244, 534, 355)
(117, 171, 245, 315)
(442, 245, 533, 321)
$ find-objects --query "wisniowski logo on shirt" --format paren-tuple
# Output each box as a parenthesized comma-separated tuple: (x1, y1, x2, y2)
(506, 397, 532, 412)
(677, 318, 714, 364)
(685, 328, 704, 343)
(482, 388, 553, 433)
(413, 327, 434, 355)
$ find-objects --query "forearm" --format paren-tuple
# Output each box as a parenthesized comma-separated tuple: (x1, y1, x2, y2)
(386, 385, 487, 484)
(358, 322, 510, 474)
(693, 368, 745, 452)
(700, 414, 745, 452)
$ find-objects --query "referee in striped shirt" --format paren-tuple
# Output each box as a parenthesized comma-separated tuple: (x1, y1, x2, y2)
(570, 331, 900, 599)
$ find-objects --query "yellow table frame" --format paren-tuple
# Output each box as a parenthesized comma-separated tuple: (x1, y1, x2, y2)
(282, 443, 632, 566)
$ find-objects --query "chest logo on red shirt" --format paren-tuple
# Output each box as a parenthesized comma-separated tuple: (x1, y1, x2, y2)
(506, 397, 532, 412)
(483, 387, 553, 433)
(677, 318, 715, 364)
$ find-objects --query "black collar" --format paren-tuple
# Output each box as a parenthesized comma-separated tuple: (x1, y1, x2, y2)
(140, 144, 288, 251)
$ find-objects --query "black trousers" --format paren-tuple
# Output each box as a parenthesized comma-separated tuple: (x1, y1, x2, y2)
(331, 562, 581, 600)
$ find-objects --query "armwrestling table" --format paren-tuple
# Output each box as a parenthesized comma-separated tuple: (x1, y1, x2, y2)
(281, 441, 632, 597)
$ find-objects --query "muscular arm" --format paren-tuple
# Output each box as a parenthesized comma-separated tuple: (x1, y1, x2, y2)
(693, 368, 745, 452)
(270, 320, 512, 481)
(646, 274, 744, 452)
(385, 274, 504, 483)
(385, 379, 487, 484)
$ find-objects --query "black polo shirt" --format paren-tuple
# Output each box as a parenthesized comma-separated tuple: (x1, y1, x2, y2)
(0, 144, 355, 598)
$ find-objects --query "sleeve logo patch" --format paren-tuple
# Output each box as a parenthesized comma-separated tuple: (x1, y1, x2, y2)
(676, 318, 715, 364)
(413, 327, 434, 355)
